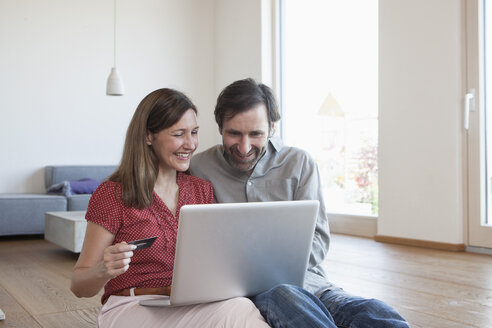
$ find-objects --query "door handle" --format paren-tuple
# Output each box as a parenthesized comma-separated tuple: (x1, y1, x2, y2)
(464, 88, 476, 130)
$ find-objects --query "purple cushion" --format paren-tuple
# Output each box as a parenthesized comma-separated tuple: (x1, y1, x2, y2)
(70, 178, 100, 194)
(47, 178, 100, 197)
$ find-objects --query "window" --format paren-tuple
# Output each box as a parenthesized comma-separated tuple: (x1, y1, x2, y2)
(280, 0, 379, 216)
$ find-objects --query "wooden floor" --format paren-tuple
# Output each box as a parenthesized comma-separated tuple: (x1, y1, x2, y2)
(0, 235, 101, 327)
(0, 234, 491, 328)
(321, 234, 492, 328)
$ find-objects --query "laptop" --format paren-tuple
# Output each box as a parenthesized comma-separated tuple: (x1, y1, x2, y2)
(139, 199, 319, 307)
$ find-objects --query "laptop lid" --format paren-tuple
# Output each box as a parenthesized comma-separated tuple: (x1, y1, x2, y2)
(139, 199, 319, 307)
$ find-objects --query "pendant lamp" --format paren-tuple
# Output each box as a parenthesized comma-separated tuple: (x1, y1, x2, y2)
(106, 0, 124, 96)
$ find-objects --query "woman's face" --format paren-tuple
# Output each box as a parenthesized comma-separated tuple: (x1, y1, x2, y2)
(147, 109, 199, 173)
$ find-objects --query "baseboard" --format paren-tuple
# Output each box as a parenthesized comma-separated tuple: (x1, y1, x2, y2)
(466, 246, 492, 255)
(374, 235, 466, 252)
(328, 213, 377, 238)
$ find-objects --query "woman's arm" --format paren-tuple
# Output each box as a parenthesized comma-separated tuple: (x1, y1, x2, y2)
(70, 222, 135, 298)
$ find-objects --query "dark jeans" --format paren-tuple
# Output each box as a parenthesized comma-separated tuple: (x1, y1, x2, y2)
(251, 284, 410, 328)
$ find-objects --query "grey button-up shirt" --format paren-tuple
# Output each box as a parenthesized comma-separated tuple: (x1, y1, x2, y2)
(190, 136, 334, 295)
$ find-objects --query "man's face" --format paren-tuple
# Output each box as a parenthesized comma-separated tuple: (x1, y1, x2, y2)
(221, 104, 270, 172)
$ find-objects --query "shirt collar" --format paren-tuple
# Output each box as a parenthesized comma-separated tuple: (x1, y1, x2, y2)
(250, 137, 281, 177)
(268, 135, 284, 153)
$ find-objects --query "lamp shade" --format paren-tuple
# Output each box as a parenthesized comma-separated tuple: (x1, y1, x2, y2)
(317, 93, 344, 117)
(106, 67, 125, 96)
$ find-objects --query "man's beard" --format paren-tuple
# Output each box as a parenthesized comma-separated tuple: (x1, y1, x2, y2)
(225, 144, 266, 172)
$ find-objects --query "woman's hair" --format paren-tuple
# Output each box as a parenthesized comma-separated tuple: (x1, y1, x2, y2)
(109, 88, 197, 209)
(214, 78, 280, 132)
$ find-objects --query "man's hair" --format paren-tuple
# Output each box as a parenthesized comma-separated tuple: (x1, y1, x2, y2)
(214, 78, 281, 131)
(110, 88, 197, 209)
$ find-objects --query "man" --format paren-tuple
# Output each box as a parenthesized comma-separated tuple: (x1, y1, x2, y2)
(190, 78, 409, 328)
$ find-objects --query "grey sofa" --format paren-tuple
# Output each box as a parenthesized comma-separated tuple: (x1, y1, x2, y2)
(0, 165, 117, 236)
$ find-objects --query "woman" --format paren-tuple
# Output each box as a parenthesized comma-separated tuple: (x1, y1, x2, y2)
(70, 88, 269, 327)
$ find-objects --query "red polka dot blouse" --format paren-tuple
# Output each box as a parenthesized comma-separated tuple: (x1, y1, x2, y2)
(85, 172, 214, 304)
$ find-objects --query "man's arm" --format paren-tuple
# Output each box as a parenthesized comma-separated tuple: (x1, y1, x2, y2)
(295, 155, 330, 274)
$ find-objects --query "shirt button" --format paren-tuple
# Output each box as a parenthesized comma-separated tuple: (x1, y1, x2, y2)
(247, 180, 252, 186)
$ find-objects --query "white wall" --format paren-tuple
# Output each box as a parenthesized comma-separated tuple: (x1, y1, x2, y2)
(0, 0, 215, 193)
(378, 0, 464, 244)
(214, 0, 263, 100)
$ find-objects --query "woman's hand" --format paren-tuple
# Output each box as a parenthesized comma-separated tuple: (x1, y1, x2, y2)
(71, 223, 136, 298)
(101, 242, 136, 279)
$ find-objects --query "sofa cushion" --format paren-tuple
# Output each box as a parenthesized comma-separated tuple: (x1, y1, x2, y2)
(47, 179, 100, 197)
(0, 194, 66, 236)
(67, 194, 92, 211)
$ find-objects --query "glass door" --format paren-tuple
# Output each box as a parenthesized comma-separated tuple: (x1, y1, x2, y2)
(466, 0, 492, 248)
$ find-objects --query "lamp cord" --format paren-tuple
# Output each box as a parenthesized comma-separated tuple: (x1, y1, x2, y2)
(113, 0, 117, 67)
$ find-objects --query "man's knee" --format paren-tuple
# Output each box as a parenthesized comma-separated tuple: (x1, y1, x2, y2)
(259, 284, 303, 302)
(321, 292, 409, 328)
(358, 298, 409, 326)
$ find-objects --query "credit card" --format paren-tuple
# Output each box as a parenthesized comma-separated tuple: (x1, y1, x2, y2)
(128, 236, 158, 250)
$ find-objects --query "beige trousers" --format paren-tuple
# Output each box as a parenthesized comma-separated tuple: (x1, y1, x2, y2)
(98, 295, 271, 328)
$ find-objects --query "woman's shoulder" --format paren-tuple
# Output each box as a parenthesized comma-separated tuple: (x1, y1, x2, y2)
(95, 180, 121, 192)
(86, 180, 124, 233)
(90, 180, 122, 203)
